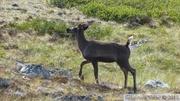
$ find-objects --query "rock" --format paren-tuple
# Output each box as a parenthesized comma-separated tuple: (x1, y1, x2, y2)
(125, 91, 133, 94)
(130, 22, 141, 28)
(144, 80, 170, 89)
(7, 29, 17, 36)
(12, 4, 19, 7)
(0, 77, 9, 88)
(0, 20, 5, 25)
(60, 94, 104, 101)
(50, 91, 64, 98)
(56, 2, 65, 8)
(57, 11, 66, 16)
(16, 61, 73, 80)
(49, 68, 73, 80)
(16, 61, 50, 79)
(129, 39, 152, 50)
(14, 91, 26, 98)
(2, 43, 18, 50)
(49, 92, 104, 101)
(149, 21, 160, 28)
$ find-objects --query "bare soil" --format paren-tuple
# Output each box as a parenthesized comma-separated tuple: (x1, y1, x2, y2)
(0, 0, 117, 26)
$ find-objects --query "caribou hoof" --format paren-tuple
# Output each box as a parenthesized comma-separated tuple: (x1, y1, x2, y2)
(79, 75, 84, 81)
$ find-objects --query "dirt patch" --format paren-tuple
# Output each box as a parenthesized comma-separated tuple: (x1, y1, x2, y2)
(0, 0, 118, 27)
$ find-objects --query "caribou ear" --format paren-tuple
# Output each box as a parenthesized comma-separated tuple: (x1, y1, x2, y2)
(78, 24, 89, 30)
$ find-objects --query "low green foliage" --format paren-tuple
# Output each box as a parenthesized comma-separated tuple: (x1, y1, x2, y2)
(48, 0, 180, 24)
(78, 2, 141, 22)
(46, 0, 90, 8)
(11, 18, 69, 35)
(85, 23, 113, 40)
(0, 43, 6, 57)
(0, 50, 6, 57)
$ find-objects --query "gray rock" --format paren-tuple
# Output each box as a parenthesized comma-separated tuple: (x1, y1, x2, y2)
(144, 80, 170, 89)
(130, 22, 141, 28)
(0, 77, 9, 88)
(0, 20, 5, 25)
(130, 39, 152, 50)
(12, 4, 19, 7)
(16, 61, 50, 79)
(49, 68, 73, 80)
(16, 61, 73, 80)
(14, 91, 26, 98)
(60, 94, 104, 101)
(50, 92, 104, 101)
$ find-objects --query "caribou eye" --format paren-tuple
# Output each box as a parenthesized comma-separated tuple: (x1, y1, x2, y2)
(74, 28, 79, 31)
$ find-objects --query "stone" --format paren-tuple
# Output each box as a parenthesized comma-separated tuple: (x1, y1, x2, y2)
(60, 94, 104, 101)
(144, 80, 170, 89)
(129, 39, 152, 50)
(12, 4, 19, 7)
(16, 61, 50, 79)
(49, 68, 73, 80)
(0, 77, 9, 88)
(0, 20, 5, 25)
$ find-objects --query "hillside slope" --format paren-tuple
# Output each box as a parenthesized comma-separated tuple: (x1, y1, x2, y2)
(0, 0, 180, 101)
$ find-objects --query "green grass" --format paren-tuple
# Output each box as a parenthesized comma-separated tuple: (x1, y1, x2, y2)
(85, 23, 113, 40)
(10, 18, 69, 36)
(78, 2, 142, 22)
(47, 0, 180, 24)
(0, 49, 6, 58)
(46, 0, 90, 8)
(1, 22, 180, 100)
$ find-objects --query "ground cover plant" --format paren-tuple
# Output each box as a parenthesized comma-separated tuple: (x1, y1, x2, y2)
(10, 18, 68, 36)
(48, 0, 180, 24)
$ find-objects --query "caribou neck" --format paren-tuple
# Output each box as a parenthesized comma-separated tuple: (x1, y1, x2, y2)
(75, 31, 88, 52)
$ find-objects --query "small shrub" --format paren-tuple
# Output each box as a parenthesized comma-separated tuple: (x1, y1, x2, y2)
(48, 0, 180, 24)
(46, 0, 90, 8)
(0, 48, 6, 57)
(11, 22, 30, 30)
(85, 23, 113, 40)
(78, 2, 141, 22)
(10, 18, 69, 36)
(30, 18, 56, 34)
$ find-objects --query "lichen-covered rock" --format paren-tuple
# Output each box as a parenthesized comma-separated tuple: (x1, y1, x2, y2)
(144, 80, 170, 89)
(49, 68, 73, 80)
(129, 39, 152, 50)
(44, 91, 104, 101)
(0, 77, 9, 88)
(60, 94, 104, 101)
(16, 61, 73, 80)
(16, 61, 50, 79)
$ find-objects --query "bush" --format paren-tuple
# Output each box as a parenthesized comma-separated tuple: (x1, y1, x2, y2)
(46, 0, 90, 8)
(85, 23, 113, 40)
(48, 0, 180, 24)
(11, 18, 69, 36)
(78, 2, 141, 22)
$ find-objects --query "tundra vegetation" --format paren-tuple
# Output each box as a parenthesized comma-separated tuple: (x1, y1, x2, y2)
(0, 0, 180, 100)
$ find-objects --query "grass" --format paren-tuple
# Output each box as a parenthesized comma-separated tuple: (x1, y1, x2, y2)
(85, 23, 113, 40)
(48, 0, 180, 24)
(46, 0, 90, 8)
(1, 21, 180, 100)
(10, 18, 69, 36)
(78, 2, 141, 22)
